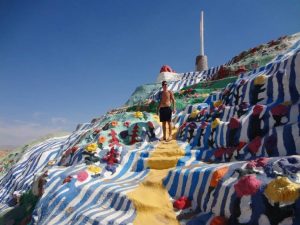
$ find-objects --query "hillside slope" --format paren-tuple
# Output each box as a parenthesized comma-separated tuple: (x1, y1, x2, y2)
(1, 32, 300, 225)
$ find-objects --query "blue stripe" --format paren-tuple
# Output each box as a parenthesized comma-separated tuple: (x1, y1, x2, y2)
(283, 123, 297, 155)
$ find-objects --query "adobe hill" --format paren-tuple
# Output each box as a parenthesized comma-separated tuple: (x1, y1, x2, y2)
(1, 32, 300, 225)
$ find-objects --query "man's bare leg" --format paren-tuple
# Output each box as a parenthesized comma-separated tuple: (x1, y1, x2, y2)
(161, 121, 167, 141)
(167, 121, 172, 141)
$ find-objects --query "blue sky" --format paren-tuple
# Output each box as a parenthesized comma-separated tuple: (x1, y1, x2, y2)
(0, 0, 300, 146)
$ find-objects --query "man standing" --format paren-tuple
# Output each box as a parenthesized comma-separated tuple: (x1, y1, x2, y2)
(157, 81, 176, 141)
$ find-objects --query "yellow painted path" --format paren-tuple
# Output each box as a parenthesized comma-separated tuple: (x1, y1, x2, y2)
(127, 124, 185, 225)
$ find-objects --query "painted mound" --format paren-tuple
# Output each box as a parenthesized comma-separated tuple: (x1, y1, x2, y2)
(1, 33, 300, 225)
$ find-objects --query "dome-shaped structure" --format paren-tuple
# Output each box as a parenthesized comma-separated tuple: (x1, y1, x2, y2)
(160, 65, 174, 73)
(156, 65, 180, 83)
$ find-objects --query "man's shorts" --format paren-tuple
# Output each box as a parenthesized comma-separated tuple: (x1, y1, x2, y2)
(159, 107, 172, 122)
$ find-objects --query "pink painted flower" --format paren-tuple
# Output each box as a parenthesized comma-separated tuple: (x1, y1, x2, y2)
(234, 175, 261, 197)
(246, 157, 269, 169)
(77, 171, 89, 182)
(124, 121, 130, 127)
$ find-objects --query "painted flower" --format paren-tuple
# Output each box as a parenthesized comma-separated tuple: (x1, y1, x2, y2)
(147, 121, 154, 128)
(93, 128, 101, 134)
(71, 146, 79, 153)
(246, 157, 269, 169)
(264, 177, 300, 203)
(190, 110, 199, 119)
(87, 165, 101, 174)
(210, 216, 228, 225)
(85, 143, 98, 153)
(187, 88, 193, 93)
(77, 170, 89, 182)
(234, 175, 261, 197)
(124, 121, 130, 127)
(47, 160, 56, 166)
(98, 136, 106, 144)
(210, 166, 229, 187)
(213, 100, 223, 108)
(254, 74, 266, 85)
(134, 111, 143, 119)
(248, 136, 262, 154)
(173, 196, 191, 210)
(111, 121, 118, 127)
(63, 175, 72, 184)
(211, 118, 221, 129)
(66, 207, 74, 214)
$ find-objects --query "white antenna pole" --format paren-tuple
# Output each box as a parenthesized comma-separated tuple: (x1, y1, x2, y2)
(195, 10, 208, 72)
(200, 11, 204, 56)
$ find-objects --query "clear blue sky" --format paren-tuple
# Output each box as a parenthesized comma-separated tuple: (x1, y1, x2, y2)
(0, 0, 300, 146)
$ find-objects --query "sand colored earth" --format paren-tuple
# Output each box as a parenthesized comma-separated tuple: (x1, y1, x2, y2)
(127, 127, 184, 225)
(0, 150, 9, 158)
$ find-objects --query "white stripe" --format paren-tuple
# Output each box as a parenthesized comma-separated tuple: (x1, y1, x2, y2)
(200, 163, 235, 211)
(212, 176, 238, 215)
(175, 169, 188, 198)
(183, 164, 207, 197)
(224, 184, 236, 217)
(191, 167, 210, 210)
(54, 171, 146, 225)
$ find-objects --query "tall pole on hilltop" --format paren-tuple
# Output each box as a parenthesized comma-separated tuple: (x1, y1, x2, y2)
(200, 11, 204, 56)
(195, 10, 208, 72)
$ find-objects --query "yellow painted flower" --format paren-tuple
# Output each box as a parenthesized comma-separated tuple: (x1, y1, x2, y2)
(190, 110, 200, 119)
(85, 143, 98, 153)
(201, 93, 210, 98)
(283, 101, 292, 106)
(87, 165, 102, 174)
(254, 74, 267, 85)
(213, 100, 223, 108)
(66, 207, 74, 214)
(211, 118, 221, 129)
(264, 177, 300, 203)
(98, 136, 106, 144)
(47, 160, 56, 166)
(111, 121, 118, 127)
(134, 111, 143, 119)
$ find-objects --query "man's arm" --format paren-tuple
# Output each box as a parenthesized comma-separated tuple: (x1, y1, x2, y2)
(170, 91, 176, 113)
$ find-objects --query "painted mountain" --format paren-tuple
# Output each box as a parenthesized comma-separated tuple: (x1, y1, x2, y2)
(1, 32, 300, 225)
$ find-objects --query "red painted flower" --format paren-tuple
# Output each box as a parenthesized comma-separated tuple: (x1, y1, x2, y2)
(214, 147, 226, 158)
(248, 136, 262, 154)
(173, 196, 191, 210)
(93, 128, 101, 134)
(253, 104, 264, 115)
(271, 104, 288, 116)
(210, 216, 228, 225)
(147, 121, 154, 129)
(237, 141, 247, 151)
(228, 117, 240, 130)
(71, 146, 79, 153)
(63, 175, 72, 184)
(246, 157, 269, 169)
